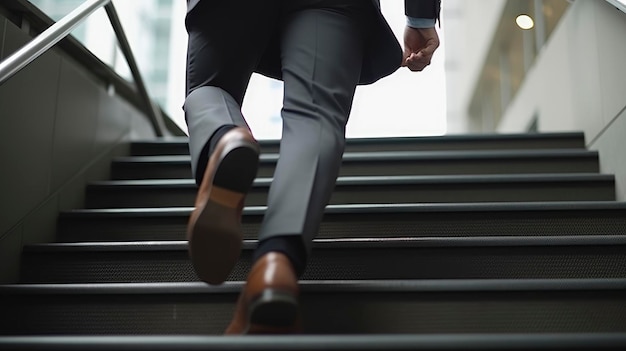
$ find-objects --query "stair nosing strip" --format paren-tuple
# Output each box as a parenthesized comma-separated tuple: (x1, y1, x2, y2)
(23, 235, 626, 253)
(2, 279, 625, 295)
(113, 149, 599, 164)
(88, 173, 615, 188)
(59, 201, 626, 217)
(130, 132, 585, 145)
(1, 333, 625, 350)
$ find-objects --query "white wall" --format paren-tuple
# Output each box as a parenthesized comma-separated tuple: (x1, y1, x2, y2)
(498, 0, 626, 200)
(442, 0, 506, 133)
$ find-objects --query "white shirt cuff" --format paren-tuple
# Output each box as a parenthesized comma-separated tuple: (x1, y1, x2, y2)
(406, 16, 436, 28)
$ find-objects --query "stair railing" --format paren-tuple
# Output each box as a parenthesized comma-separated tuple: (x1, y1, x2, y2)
(0, 0, 167, 137)
(606, 0, 626, 13)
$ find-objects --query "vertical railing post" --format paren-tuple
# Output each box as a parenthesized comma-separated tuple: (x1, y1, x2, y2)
(104, 2, 166, 137)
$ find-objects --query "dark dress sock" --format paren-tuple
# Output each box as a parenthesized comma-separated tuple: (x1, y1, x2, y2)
(194, 124, 236, 185)
(209, 124, 237, 156)
(253, 235, 307, 277)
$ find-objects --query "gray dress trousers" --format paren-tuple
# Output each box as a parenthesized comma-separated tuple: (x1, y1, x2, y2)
(184, 0, 375, 254)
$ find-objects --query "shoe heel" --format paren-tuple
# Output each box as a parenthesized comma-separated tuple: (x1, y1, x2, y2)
(213, 141, 259, 194)
(248, 289, 299, 327)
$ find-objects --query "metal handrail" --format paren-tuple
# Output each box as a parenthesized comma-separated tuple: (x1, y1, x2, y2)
(0, 0, 165, 136)
(606, 0, 626, 13)
(0, 0, 107, 84)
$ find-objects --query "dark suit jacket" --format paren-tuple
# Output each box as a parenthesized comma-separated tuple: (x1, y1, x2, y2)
(186, 0, 441, 85)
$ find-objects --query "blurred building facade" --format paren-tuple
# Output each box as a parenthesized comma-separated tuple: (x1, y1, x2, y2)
(26, 0, 626, 199)
(442, 0, 626, 199)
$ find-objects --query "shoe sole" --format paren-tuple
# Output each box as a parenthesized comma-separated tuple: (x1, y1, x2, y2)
(248, 289, 299, 333)
(188, 140, 259, 285)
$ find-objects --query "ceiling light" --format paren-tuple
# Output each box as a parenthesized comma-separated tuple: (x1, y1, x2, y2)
(516, 14, 534, 30)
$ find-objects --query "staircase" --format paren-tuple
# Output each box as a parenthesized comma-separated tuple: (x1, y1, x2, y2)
(2, 132, 626, 350)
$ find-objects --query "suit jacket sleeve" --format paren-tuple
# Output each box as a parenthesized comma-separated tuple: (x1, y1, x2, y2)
(405, 0, 441, 19)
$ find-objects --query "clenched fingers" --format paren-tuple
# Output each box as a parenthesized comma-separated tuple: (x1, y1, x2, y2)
(403, 51, 432, 71)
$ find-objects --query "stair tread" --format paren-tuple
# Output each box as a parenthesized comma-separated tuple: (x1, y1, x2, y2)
(3, 278, 626, 294)
(57, 201, 626, 242)
(3, 282, 624, 334)
(22, 235, 626, 282)
(90, 173, 615, 187)
(60, 201, 626, 217)
(2, 333, 626, 350)
(112, 149, 601, 180)
(133, 132, 584, 144)
(130, 133, 587, 156)
(22, 235, 626, 252)
(131, 132, 586, 146)
(86, 174, 616, 207)
(114, 149, 600, 164)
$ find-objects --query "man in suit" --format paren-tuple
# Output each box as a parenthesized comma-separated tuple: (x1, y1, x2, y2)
(184, 0, 440, 334)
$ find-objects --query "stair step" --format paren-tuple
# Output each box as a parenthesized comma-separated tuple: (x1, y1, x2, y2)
(57, 202, 626, 242)
(130, 132, 586, 156)
(20, 236, 626, 283)
(9, 128, 622, 342)
(85, 174, 616, 208)
(2, 334, 626, 351)
(2, 279, 625, 334)
(111, 150, 600, 180)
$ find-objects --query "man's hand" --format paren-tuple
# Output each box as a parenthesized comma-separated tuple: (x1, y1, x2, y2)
(402, 26, 440, 72)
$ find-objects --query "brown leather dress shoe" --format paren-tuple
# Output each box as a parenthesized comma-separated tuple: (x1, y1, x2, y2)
(187, 127, 259, 285)
(225, 252, 300, 334)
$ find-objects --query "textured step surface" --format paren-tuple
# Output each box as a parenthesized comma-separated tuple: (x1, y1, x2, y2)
(57, 202, 626, 242)
(111, 150, 600, 180)
(20, 236, 626, 283)
(85, 174, 616, 208)
(3, 334, 626, 351)
(7, 131, 623, 345)
(130, 133, 586, 156)
(2, 279, 625, 335)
